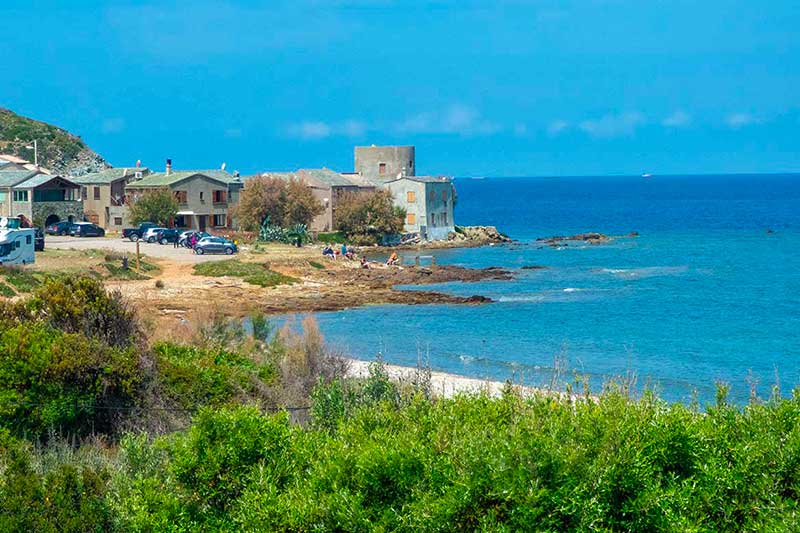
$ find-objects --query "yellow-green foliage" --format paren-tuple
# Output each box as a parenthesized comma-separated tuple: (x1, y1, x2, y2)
(193, 260, 296, 287)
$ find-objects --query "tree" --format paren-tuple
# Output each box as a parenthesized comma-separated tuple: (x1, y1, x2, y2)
(231, 176, 288, 231)
(128, 189, 178, 226)
(232, 176, 323, 231)
(335, 190, 406, 244)
(284, 179, 324, 227)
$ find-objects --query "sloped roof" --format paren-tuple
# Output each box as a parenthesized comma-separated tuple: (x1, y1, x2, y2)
(250, 169, 373, 189)
(0, 170, 38, 187)
(13, 173, 80, 189)
(384, 175, 452, 184)
(126, 169, 235, 188)
(74, 167, 150, 185)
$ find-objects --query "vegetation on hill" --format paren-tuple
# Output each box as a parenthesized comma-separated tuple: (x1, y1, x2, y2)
(0, 108, 109, 175)
(3, 276, 800, 531)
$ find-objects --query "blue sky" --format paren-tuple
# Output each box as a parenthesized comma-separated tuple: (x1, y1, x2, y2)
(2, 0, 799, 176)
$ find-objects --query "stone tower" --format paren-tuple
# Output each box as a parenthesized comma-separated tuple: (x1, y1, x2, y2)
(354, 145, 415, 182)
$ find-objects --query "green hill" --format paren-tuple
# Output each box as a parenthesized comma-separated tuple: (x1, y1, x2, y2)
(0, 107, 109, 175)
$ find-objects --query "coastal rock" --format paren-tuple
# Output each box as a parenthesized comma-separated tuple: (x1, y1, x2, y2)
(521, 265, 547, 270)
(448, 225, 512, 244)
(464, 295, 492, 303)
(536, 232, 611, 247)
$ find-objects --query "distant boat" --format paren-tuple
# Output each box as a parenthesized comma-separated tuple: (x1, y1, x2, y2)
(641, 173, 653, 178)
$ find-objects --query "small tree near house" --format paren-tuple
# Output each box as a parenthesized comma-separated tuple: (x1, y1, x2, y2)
(128, 189, 179, 226)
(335, 189, 406, 244)
(232, 176, 323, 232)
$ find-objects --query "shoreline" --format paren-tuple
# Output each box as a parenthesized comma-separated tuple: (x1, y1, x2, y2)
(346, 358, 556, 399)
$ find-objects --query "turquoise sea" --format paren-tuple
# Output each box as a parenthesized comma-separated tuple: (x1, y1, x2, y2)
(302, 175, 800, 404)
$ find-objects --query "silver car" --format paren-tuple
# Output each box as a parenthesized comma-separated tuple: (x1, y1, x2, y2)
(194, 236, 238, 255)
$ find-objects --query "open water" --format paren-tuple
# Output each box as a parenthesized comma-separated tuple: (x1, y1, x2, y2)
(298, 175, 800, 404)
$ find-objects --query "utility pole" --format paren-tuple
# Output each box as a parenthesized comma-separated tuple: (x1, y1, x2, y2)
(25, 140, 38, 167)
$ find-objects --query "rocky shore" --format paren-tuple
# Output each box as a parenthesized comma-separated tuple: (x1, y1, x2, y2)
(536, 231, 638, 247)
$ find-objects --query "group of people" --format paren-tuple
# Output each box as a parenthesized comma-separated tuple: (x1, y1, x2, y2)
(321, 244, 401, 270)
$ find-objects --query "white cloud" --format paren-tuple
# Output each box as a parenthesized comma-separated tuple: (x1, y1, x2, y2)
(101, 118, 125, 134)
(396, 104, 500, 136)
(662, 111, 692, 128)
(285, 120, 366, 140)
(547, 119, 569, 136)
(579, 111, 645, 138)
(726, 112, 759, 129)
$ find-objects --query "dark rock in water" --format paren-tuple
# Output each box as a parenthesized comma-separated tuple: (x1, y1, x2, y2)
(536, 232, 610, 247)
(627, 231, 639, 237)
(464, 295, 492, 303)
(521, 265, 547, 270)
(766, 229, 775, 234)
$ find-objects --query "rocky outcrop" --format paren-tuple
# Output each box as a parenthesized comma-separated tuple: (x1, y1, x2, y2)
(448, 225, 512, 244)
(535, 232, 638, 247)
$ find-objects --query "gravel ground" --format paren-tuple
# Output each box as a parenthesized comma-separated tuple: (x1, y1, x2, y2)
(45, 235, 237, 263)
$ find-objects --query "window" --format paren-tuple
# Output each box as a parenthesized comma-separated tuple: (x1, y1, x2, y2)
(379, 163, 387, 175)
(406, 213, 416, 225)
(0, 191, 6, 202)
(441, 190, 448, 202)
(406, 191, 416, 203)
(13, 191, 28, 202)
(82, 187, 87, 200)
(174, 191, 187, 203)
(114, 217, 123, 226)
(213, 214, 226, 227)
(409, 160, 413, 169)
(199, 191, 205, 202)
(442, 212, 448, 225)
(430, 213, 436, 226)
(429, 190, 435, 201)
(26, 235, 31, 245)
(213, 190, 227, 203)
(93, 186, 101, 200)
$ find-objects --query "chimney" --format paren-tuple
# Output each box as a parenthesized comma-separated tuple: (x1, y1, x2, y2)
(165, 158, 172, 175)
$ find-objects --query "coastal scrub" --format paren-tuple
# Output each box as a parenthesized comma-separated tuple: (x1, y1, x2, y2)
(193, 260, 297, 287)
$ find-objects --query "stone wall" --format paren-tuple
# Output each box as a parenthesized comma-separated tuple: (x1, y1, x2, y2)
(355, 146, 415, 182)
(32, 201, 84, 226)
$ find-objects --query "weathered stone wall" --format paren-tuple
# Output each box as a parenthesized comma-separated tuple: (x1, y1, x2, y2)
(32, 201, 84, 226)
(355, 146, 415, 182)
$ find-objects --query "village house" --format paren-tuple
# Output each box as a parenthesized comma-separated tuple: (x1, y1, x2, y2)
(125, 161, 243, 231)
(385, 176, 455, 240)
(256, 168, 375, 232)
(353, 145, 456, 240)
(73, 166, 150, 230)
(0, 167, 82, 227)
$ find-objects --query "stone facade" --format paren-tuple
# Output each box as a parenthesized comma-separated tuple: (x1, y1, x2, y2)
(355, 146, 415, 182)
(32, 201, 84, 227)
(385, 176, 455, 241)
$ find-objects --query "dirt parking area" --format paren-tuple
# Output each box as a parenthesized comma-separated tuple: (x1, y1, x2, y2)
(45, 236, 232, 263)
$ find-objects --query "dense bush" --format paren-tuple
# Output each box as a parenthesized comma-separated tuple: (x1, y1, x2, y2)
(128, 189, 179, 226)
(335, 189, 406, 244)
(232, 175, 323, 232)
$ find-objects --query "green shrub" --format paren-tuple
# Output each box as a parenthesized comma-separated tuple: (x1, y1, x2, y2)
(193, 260, 296, 287)
(0, 267, 42, 293)
(315, 231, 346, 244)
(0, 281, 15, 297)
(153, 342, 276, 410)
(0, 322, 142, 438)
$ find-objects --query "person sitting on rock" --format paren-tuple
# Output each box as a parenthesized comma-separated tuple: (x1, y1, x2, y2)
(386, 251, 399, 266)
(360, 257, 369, 269)
(322, 246, 336, 260)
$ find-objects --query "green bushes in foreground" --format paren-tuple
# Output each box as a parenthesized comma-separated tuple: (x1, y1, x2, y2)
(5, 386, 800, 531)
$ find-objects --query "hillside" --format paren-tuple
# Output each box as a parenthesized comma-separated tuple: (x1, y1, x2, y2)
(0, 107, 109, 176)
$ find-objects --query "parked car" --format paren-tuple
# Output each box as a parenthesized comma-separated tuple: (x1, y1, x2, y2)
(179, 231, 209, 248)
(45, 221, 74, 236)
(69, 222, 105, 237)
(34, 228, 45, 251)
(194, 236, 238, 255)
(156, 228, 180, 245)
(142, 227, 166, 243)
(122, 222, 157, 242)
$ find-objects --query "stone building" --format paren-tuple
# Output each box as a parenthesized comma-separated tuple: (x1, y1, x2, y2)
(74, 167, 150, 230)
(125, 162, 242, 231)
(384, 176, 455, 240)
(354, 145, 415, 182)
(0, 168, 82, 227)
(255, 168, 375, 232)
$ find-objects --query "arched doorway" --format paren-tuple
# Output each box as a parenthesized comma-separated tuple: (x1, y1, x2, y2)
(45, 214, 60, 227)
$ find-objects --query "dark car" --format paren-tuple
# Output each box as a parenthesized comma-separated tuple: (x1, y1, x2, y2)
(179, 231, 210, 248)
(34, 228, 45, 251)
(156, 228, 180, 245)
(45, 221, 74, 236)
(69, 222, 105, 237)
(122, 222, 157, 242)
(194, 236, 238, 255)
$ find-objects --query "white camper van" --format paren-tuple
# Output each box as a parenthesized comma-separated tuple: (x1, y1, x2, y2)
(0, 217, 35, 266)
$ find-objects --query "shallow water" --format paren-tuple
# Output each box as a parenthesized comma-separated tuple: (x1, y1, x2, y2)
(289, 175, 800, 404)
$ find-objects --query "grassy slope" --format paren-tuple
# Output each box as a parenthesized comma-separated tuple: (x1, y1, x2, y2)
(0, 107, 108, 174)
(193, 260, 297, 287)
